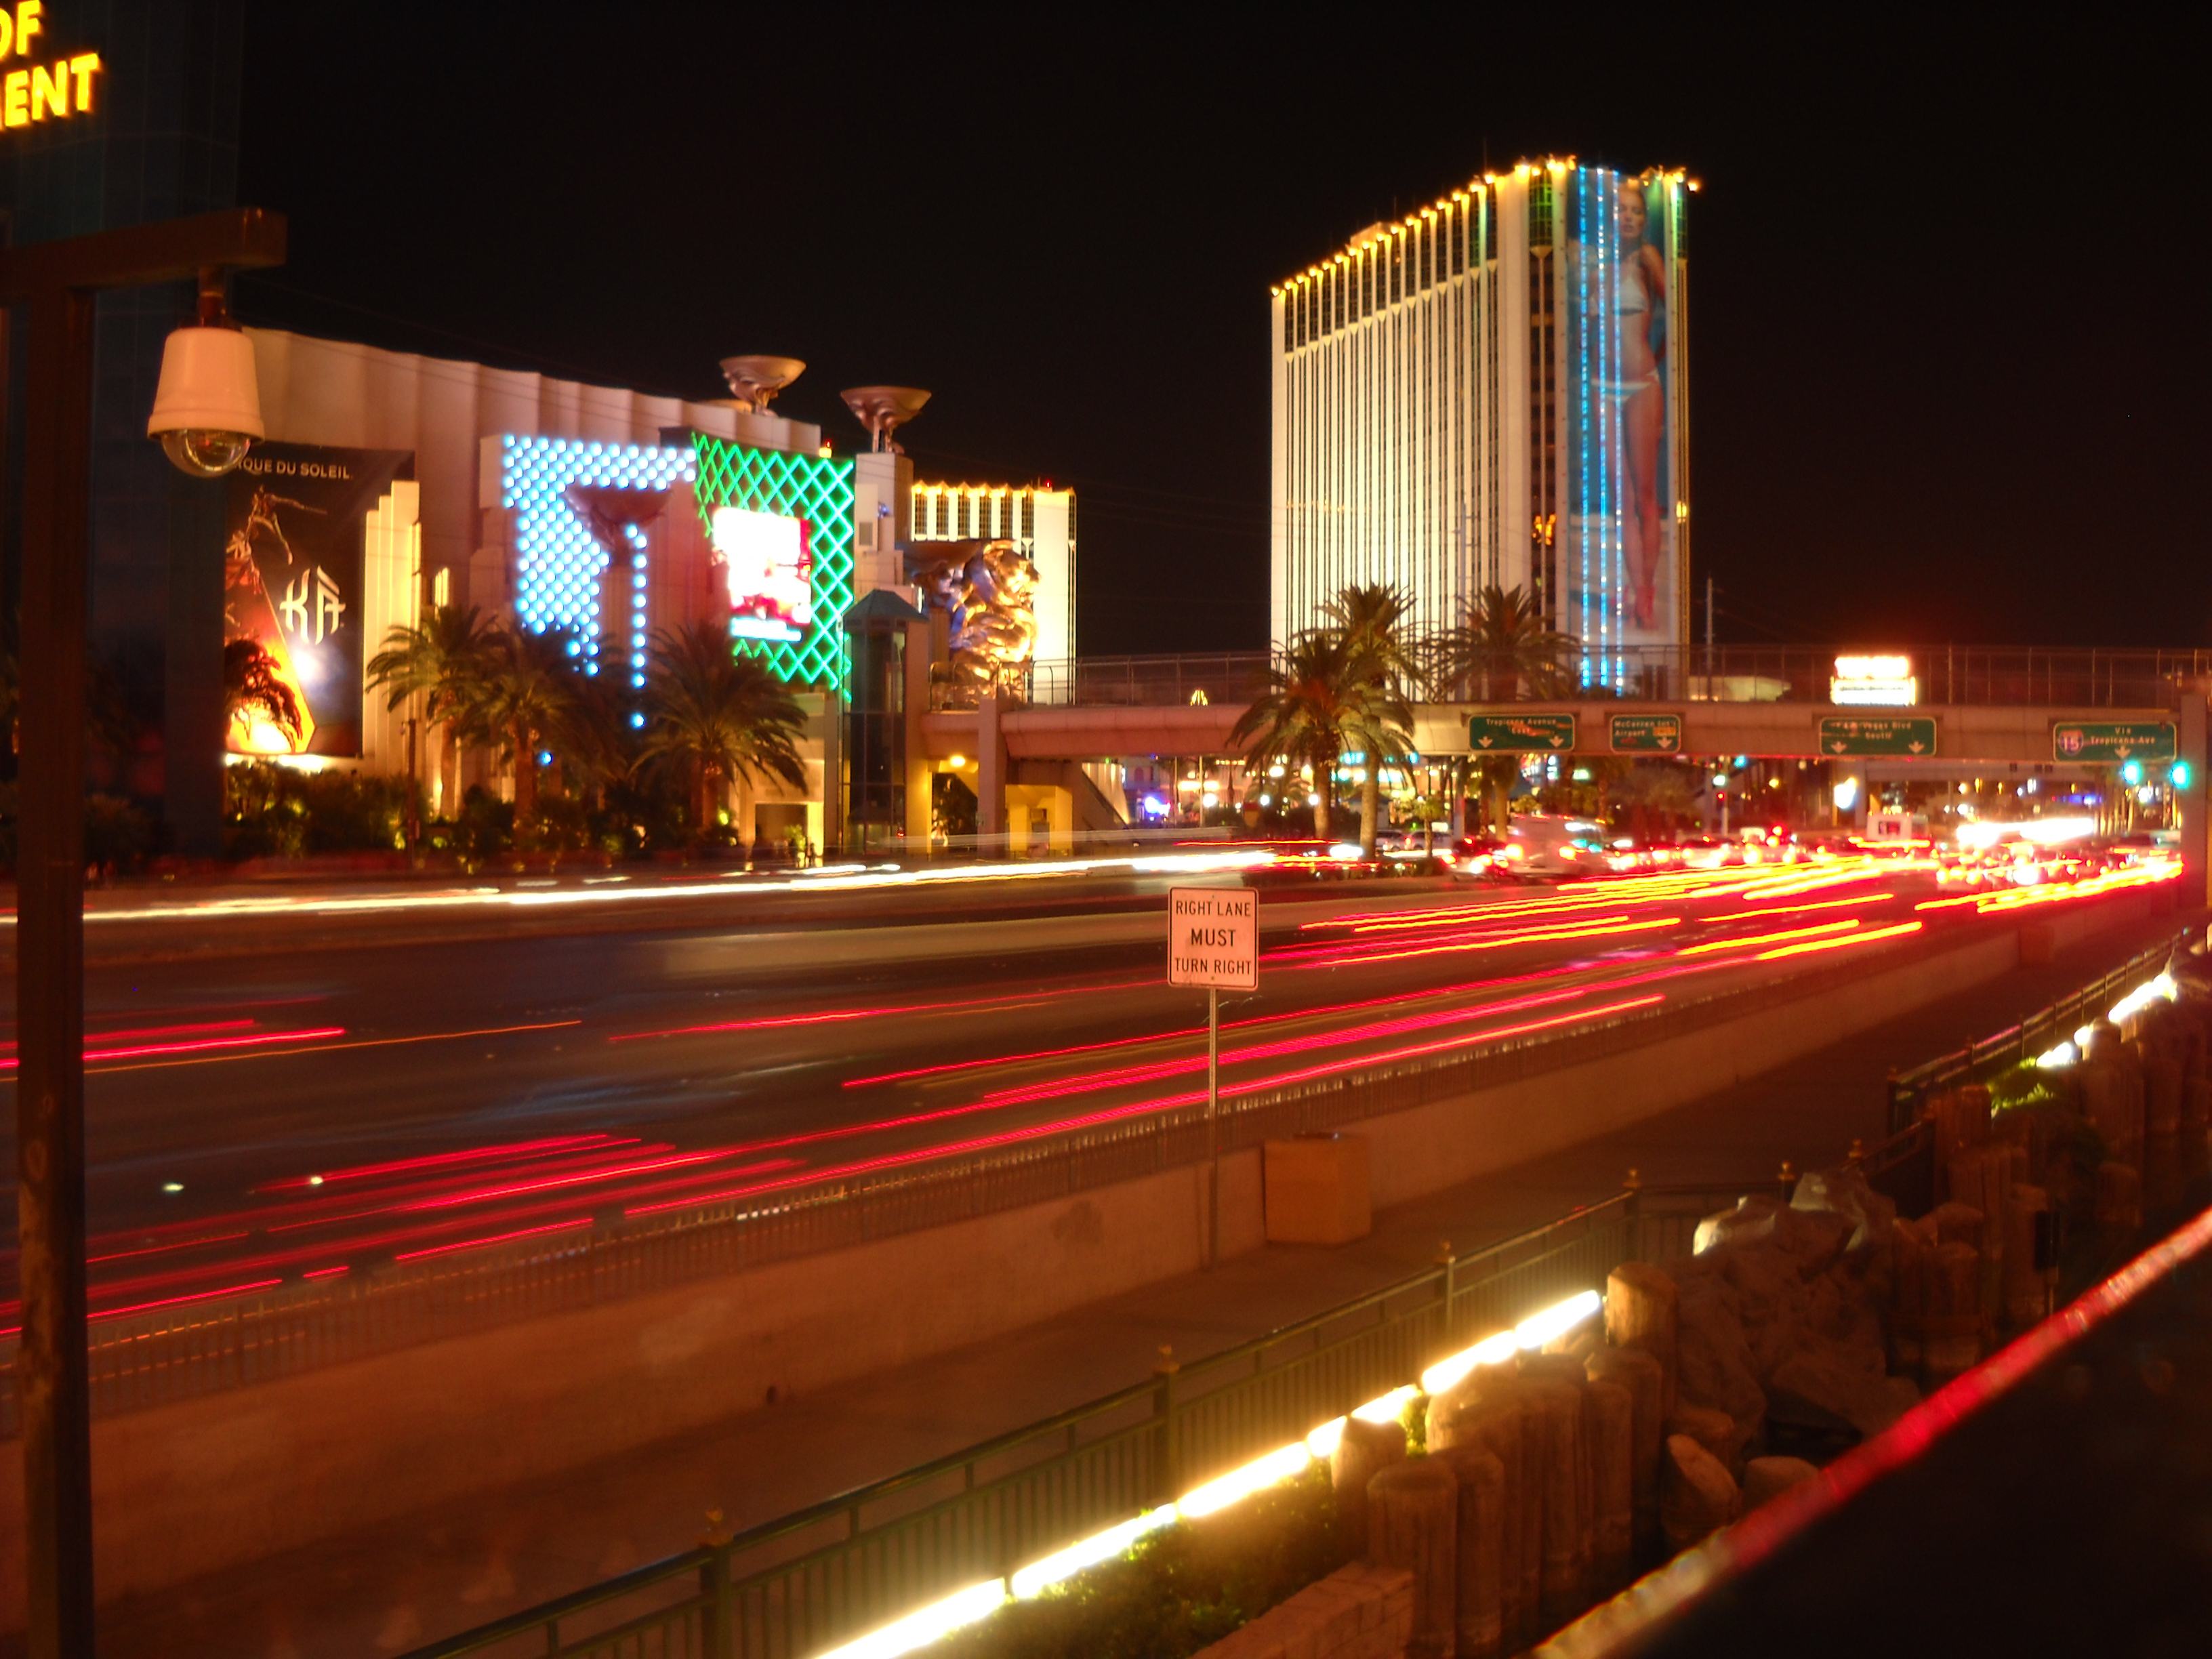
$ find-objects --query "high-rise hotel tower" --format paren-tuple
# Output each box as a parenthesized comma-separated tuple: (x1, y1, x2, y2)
(1270, 159, 1691, 672)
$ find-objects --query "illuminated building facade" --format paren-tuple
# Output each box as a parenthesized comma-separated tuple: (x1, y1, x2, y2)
(245, 327, 848, 840)
(910, 481, 1076, 663)
(1270, 159, 1692, 677)
(0, 1, 243, 851)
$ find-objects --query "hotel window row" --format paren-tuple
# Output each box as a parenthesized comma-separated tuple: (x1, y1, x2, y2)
(1270, 161, 1693, 686)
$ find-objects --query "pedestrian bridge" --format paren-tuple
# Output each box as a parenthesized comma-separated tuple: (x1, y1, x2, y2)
(918, 647, 2209, 897)
(925, 645, 2212, 768)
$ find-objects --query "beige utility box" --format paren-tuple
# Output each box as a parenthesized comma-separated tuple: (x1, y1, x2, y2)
(1264, 1133, 1372, 1245)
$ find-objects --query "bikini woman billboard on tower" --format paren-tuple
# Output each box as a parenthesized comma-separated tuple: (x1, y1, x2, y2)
(1565, 166, 1681, 671)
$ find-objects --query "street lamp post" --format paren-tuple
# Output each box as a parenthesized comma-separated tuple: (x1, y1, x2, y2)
(2, 207, 284, 1659)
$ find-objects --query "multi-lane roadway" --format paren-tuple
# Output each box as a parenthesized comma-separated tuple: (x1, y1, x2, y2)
(0, 848, 2173, 1328)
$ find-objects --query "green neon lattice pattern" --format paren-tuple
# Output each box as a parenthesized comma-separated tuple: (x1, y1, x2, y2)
(689, 434, 856, 693)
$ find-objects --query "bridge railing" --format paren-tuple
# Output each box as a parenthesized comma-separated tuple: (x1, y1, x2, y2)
(932, 647, 2211, 712)
(1883, 930, 2186, 1133)
(932, 654, 1273, 710)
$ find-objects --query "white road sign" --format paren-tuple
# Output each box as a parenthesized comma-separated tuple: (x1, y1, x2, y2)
(1168, 886, 1258, 991)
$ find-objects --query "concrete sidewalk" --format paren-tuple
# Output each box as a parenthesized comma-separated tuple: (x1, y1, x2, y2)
(100, 905, 2195, 1659)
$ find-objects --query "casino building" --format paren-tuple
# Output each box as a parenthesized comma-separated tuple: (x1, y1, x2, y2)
(0, 3, 1102, 857)
(232, 325, 1087, 853)
(1270, 158, 1693, 672)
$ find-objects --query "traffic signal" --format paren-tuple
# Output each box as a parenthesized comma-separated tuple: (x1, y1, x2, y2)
(2173, 760, 2193, 790)
(2122, 759, 2144, 786)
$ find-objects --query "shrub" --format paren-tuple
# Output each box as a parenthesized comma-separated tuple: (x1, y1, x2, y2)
(0, 785, 159, 878)
(938, 1462, 1350, 1659)
(447, 787, 515, 870)
(222, 762, 415, 859)
(85, 793, 156, 876)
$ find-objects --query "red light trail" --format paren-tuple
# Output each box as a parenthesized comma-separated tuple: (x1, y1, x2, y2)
(0, 1025, 346, 1069)
(7, 855, 2144, 1321)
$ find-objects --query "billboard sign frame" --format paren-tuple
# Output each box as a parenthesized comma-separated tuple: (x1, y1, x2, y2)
(1608, 712, 1683, 754)
(223, 442, 413, 758)
(2051, 721, 2175, 764)
(1468, 713, 1576, 754)
(1817, 716, 1938, 758)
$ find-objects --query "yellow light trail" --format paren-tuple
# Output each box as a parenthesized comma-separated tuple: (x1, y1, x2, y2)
(1755, 920, 1923, 960)
(1675, 919, 1862, 956)
(81, 1019, 584, 1076)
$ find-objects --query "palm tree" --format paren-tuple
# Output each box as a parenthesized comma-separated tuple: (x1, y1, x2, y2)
(550, 662, 636, 813)
(367, 603, 505, 819)
(1229, 630, 1361, 842)
(1317, 584, 1423, 859)
(1613, 760, 1700, 840)
(222, 638, 304, 751)
(1429, 584, 1578, 702)
(1431, 586, 1581, 832)
(638, 620, 808, 837)
(472, 624, 593, 830)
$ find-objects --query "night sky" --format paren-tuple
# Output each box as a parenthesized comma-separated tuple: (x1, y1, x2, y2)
(234, 7, 2201, 657)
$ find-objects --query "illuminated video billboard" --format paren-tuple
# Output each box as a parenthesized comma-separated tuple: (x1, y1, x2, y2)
(689, 434, 855, 693)
(712, 506, 815, 643)
(223, 443, 412, 756)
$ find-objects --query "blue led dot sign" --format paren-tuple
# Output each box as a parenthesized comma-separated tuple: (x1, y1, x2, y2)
(501, 435, 697, 692)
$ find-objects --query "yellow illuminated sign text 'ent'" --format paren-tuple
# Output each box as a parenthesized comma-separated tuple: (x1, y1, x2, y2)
(0, 5, 100, 132)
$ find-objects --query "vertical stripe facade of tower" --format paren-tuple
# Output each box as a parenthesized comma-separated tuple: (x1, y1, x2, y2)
(1271, 160, 1691, 674)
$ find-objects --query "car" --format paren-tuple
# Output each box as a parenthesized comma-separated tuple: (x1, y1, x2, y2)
(1675, 834, 1740, 870)
(1601, 835, 1683, 875)
(1792, 831, 1858, 861)
(1502, 815, 1612, 876)
(1446, 832, 1512, 880)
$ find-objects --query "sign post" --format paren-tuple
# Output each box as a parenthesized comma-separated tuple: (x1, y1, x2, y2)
(0, 207, 287, 1659)
(1168, 886, 1258, 1268)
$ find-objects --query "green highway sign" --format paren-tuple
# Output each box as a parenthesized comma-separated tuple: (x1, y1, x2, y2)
(1609, 712, 1683, 754)
(1818, 716, 1938, 758)
(2051, 720, 2176, 764)
(1467, 712, 1576, 753)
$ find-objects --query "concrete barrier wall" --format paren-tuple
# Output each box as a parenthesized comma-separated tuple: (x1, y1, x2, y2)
(0, 893, 2171, 1622)
(0, 1150, 1267, 1619)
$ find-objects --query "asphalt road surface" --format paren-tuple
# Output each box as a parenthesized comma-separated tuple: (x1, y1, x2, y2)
(0, 850, 2169, 1326)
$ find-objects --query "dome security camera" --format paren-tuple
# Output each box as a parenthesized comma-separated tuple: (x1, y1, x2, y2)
(147, 270, 264, 478)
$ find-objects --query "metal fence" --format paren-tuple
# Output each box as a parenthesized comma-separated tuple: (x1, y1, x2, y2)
(401, 1132, 1957, 1659)
(0, 916, 1993, 1439)
(403, 1195, 1637, 1659)
(1883, 928, 2193, 1133)
(941, 648, 2210, 714)
(933, 654, 1273, 711)
(1533, 645, 2209, 709)
(384, 922, 2172, 1659)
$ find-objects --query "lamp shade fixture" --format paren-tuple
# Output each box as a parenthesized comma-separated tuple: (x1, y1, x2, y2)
(148, 323, 265, 477)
